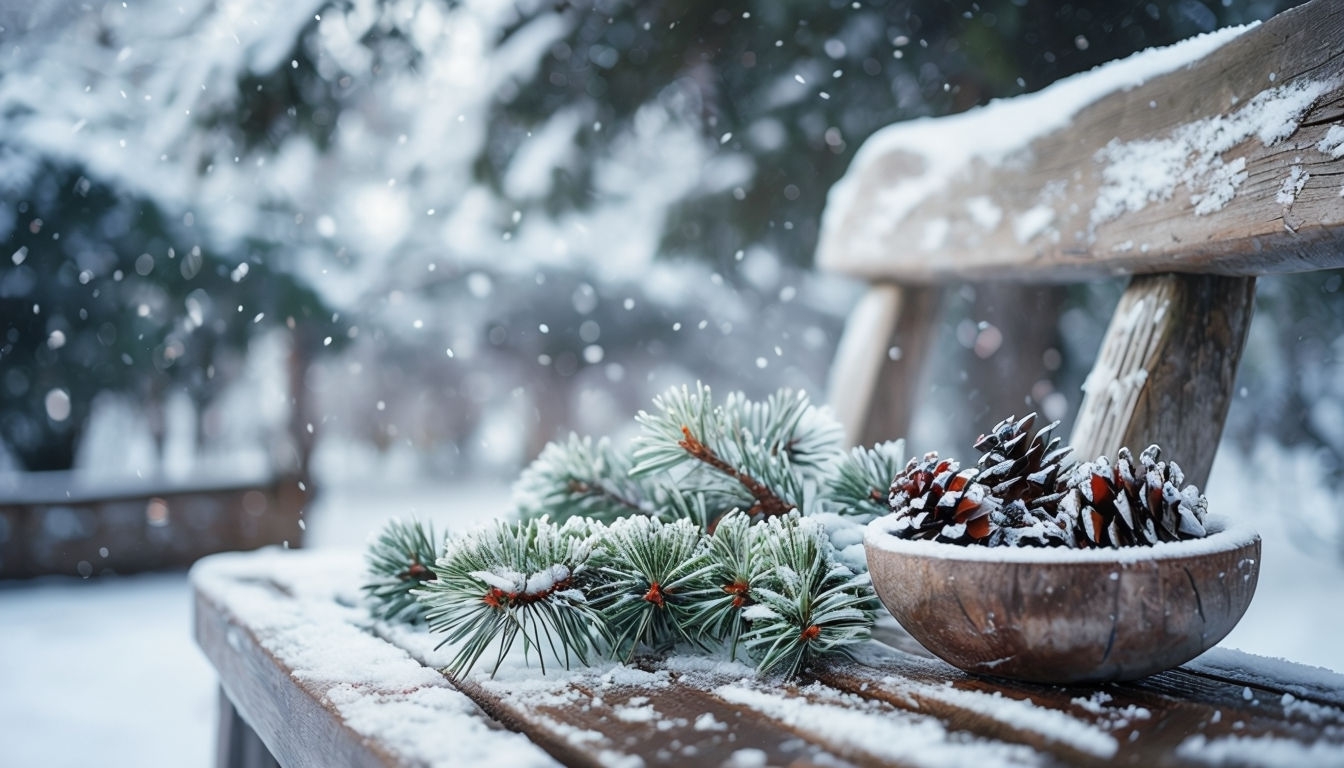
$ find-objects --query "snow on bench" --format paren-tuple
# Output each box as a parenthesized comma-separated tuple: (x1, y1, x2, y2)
(817, 1, 1344, 283)
(194, 548, 1344, 767)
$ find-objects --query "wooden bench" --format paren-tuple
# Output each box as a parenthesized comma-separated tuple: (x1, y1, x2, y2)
(194, 3, 1344, 766)
(0, 469, 308, 578)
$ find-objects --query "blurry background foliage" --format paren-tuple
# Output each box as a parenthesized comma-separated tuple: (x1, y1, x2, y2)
(2, 0, 1338, 522)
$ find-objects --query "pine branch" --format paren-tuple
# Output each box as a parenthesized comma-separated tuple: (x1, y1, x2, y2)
(371, 383, 894, 681)
(416, 517, 607, 678)
(363, 519, 441, 623)
(589, 515, 715, 660)
(741, 515, 876, 677)
(824, 440, 907, 519)
(513, 434, 658, 524)
(726, 388, 845, 475)
(677, 425, 795, 521)
(630, 383, 830, 526)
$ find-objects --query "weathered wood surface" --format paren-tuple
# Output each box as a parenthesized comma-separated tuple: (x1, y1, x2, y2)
(193, 551, 559, 768)
(216, 688, 281, 768)
(818, 0, 1344, 283)
(195, 550, 1344, 768)
(1069, 274, 1256, 489)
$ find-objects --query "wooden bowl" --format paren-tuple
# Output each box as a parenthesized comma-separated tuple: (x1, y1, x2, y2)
(864, 517, 1260, 684)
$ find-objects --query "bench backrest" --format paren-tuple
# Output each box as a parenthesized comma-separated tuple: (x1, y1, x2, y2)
(820, 0, 1343, 486)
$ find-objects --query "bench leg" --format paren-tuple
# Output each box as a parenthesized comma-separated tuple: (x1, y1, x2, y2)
(216, 686, 281, 768)
(827, 284, 941, 446)
(1069, 273, 1256, 488)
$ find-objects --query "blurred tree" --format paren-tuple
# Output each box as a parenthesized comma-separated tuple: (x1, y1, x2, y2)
(0, 153, 343, 472)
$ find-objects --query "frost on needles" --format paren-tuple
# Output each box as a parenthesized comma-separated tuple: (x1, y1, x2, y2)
(363, 383, 896, 679)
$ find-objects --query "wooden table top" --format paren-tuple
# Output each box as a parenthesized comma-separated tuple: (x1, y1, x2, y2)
(192, 549, 1344, 768)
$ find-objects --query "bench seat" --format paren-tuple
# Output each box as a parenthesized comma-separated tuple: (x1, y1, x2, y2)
(194, 548, 1344, 768)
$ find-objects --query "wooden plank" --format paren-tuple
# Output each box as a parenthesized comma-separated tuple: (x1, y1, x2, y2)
(195, 550, 1344, 768)
(827, 284, 904, 446)
(820, 642, 1344, 768)
(817, 0, 1344, 283)
(1068, 273, 1255, 487)
(192, 551, 558, 768)
(452, 667, 864, 768)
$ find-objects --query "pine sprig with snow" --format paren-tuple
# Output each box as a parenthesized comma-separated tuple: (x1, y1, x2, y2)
(363, 519, 442, 623)
(513, 434, 658, 524)
(366, 382, 895, 679)
(589, 516, 716, 660)
(741, 515, 876, 677)
(417, 517, 606, 678)
(727, 388, 845, 476)
(682, 510, 762, 655)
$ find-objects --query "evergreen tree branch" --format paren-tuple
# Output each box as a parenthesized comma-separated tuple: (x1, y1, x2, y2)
(741, 515, 876, 677)
(416, 517, 607, 678)
(589, 516, 715, 660)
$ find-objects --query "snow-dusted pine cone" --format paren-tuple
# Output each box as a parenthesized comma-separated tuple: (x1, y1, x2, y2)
(1059, 445, 1208, 548)
(985, 499, 1073, 548)
(973, 413, 1073, 515)
(887, 452, 999, 544)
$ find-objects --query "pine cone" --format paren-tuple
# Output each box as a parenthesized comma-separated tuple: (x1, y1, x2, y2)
(973, 413, 1073, 515)
(888, 452, 999, 544)
(986, 499, 1073, 548)
(1060, 445, 1208, 547)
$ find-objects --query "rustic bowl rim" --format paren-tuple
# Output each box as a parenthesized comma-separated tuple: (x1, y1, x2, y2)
(864, 514, 1259, 564)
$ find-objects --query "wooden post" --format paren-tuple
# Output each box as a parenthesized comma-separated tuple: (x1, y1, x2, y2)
(1069, 273, 1255, 488)
(826, 284, 940, 446)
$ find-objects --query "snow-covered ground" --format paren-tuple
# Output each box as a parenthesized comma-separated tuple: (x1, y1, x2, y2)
(1, 448, 1342, 768)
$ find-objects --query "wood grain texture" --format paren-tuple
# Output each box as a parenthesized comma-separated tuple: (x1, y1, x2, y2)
(1069, 274, 1256, 488)
(194, 550, 1344, 768)
(818, 0, 1344, 283)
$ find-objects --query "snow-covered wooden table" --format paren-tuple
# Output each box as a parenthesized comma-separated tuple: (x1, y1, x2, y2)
(194, 549, 1344, 768)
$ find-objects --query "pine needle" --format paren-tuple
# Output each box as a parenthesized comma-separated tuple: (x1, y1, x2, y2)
(513, 433, 658, 524)
(589, 516, 715, 660)
(741, 515, 876, 677)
